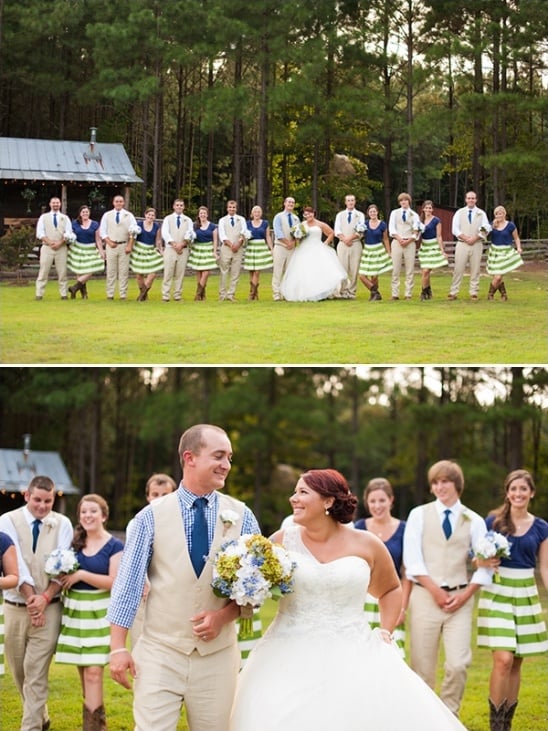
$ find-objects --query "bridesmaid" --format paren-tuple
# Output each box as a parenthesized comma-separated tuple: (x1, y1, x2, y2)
(358, 205, 392, 301)
(129, 207, 164, 301)
(67, 205, 105, 299)
(187, 206, 219, 300)
(242, 205, 273, 300)
(486, 206, 524, 301)
(417, 200, 448, 300)
(354, 477, 411, 655)
(476, 469, 548, 731)
(0, 531, 18, 676)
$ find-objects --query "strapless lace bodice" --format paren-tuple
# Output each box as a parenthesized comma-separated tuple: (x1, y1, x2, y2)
(274, 526, 371, 637)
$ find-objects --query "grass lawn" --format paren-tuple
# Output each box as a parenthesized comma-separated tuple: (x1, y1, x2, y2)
(1, 267, 546, 364)
(2, 589, 547, 731)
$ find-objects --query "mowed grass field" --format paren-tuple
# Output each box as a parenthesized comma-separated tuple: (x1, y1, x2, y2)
(2, 588, 548, 731)
(1, 266, 546, 364)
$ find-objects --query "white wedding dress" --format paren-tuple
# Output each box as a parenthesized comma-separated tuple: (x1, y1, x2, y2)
(230, 525, 467, 731)
(280, 225, 349, 301)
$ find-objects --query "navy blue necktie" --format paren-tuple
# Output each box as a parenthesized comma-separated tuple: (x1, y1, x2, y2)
(347, 211, 352, 223)
(190, 498, 209, 577)
(442, 509, 452, 540)
(177, 215, 181, 228)
(288, 213, 293, 227)
(402, 211, 406, 222)
(468, 210, 472, 224)
(116, 211, 120, 224)
(230, 216, 235, 226)
(32, 518, 42, 553)
(53, 213, 58, 228)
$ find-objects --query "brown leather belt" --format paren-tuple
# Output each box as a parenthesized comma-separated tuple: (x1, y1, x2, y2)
(5, 597, 61, 607)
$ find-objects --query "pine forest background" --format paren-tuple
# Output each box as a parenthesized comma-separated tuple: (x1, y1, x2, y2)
(1, 367, 546, 534)
(1, 0, 547, 235)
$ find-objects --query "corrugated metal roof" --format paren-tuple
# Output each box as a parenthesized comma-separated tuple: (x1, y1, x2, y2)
(0, 449, 79, 495)
(0, 137, 143, 183)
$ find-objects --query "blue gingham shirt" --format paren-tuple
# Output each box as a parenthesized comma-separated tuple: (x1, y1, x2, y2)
(108, 486, 260, 628)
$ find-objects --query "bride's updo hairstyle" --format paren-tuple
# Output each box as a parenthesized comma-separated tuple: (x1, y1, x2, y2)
(301, 469, 358, 523)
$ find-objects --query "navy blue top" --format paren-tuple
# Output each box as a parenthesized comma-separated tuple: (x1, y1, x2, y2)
(354, 519, 405, 577)
(485, 514, 548, 569)
(73, 535, 124, 590)
(365, 220, 387, 246)
(72, 219, 99, 245)
(422, 216, 440, 240)
(0, 530, 14, 562)
(246, 219, 269, 239)
(490, 222, 516, 246)
(194, 222, 217, 243)
(137, 222, 159, 246)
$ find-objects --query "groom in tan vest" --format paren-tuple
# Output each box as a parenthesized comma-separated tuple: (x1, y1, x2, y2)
(403, 460, 491, 717)
(0, 475, 73, 731)
(108, 424, 261, 731)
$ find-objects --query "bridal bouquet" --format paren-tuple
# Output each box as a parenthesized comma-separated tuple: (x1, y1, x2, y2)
(211, 534, 296, 636)
(63, 230, 77, 244)
(475, 531, 511, 583)
(128, 223, 142, 239)
(44, 548, 80, 577)
(354, 222, 366, 236)
(290, 222, 308, 241)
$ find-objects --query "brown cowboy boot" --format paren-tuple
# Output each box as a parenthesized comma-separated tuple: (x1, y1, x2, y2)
(499, 282, 508, 300)
(69, 281, 83, 299)
(488, 283, 497, 300)
(489, 698, 507, 731)
(504, 700, 517, 731)
(194, 283, 205, 301)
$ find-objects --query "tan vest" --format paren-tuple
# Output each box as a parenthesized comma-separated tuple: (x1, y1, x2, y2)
(43, 212, 68, 242)
(274, 211, 299, 243)
(143, 491, 246, 656)
(165, 213, 192, 244)
(458, 208, 482, 237)
(104, 209, 132, 242)
(8, 508, 63, 596)
(392, 209, 417, 239)
(339, 210, 363, 239)
(421, 503, 471, 587)
(220, 215, 244, 244)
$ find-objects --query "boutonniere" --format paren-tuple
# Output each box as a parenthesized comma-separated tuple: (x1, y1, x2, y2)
(43, 515, 57, 529)
(461, 508, 471, 522)
(220, 509, 239, 535)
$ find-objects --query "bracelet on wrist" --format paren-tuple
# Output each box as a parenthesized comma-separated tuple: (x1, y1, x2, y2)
(109, 648, 130, 657)
(41, 592, 51, 605)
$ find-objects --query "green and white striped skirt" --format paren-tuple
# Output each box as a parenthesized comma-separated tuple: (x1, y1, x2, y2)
(243, 239, 273, 271)
(417, 239, 449, 270)
(55, 589, 112, 666)
(359, 243, 393, 276)
(129, 241, 165, 275)
(486, 245, 524, 276)
(67, 241, 105, 275)
(477, 567, 548, 656)
(188, 240, 218, 271)
(236, 610, 263, 668)
(364, 593, 405, 657)
(0, 596, 4, 675)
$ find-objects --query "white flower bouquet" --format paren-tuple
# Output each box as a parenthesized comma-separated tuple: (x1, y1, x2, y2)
(479, 226, 490, 243)
(290, 222, 308, 241)
(354, 222, 366, 235)
(128, 223, 142, 238)
(63, 230, 77, 244)
(475, 531, 511, 583)
(211, 534, 296, 637)
(44, 548, 80, 577)
(184, 227, 196, 244)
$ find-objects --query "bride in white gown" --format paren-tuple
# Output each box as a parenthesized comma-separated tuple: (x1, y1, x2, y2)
(230, 469, 467, 731)
(280, 207, 349, 301)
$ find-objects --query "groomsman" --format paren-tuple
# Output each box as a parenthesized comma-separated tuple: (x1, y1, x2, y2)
(272, 197, 299, 301)
(160, 199, 194, 302)
(334, 194, 365, 299)
(99, 194, 138, 300)
(388, 192, 419, 300)
(448, 191, 491, 301)
(218, 200, 247, 301)
(35, 196, 72, 300)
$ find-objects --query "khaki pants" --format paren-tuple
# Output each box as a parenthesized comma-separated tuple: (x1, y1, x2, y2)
(218, 245, 244, 298)
(161, 246, 190, 301)
(337, 240, 362, 297)
(35, 244, 68, 298)
(4, 601, 62, 731)
(449, 241, 483, 296)
(105, 243, 130, 298)
(133, 637, 239, 731)
(271, 244, 294, 299)
(408, 585, 474, 714)
(391, 239, 416, 298)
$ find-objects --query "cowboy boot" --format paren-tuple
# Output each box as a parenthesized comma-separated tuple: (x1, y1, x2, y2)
(81, 282, 88, 299)
(253, 282, 259, 300)
(426, 286, 433, 299)
(499, 282, 508, 300)
(489, 698, 507, 731)
(248, 282, 255, 300)
(488, 283, 497, 300)
(69, 281, 82, 299)
(420, 287, 428, 301)
(194, 283, 204, 301)
(504, 700, 517, 731)
(93, 704, 107, 731)
(83, 704, 94, 731)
